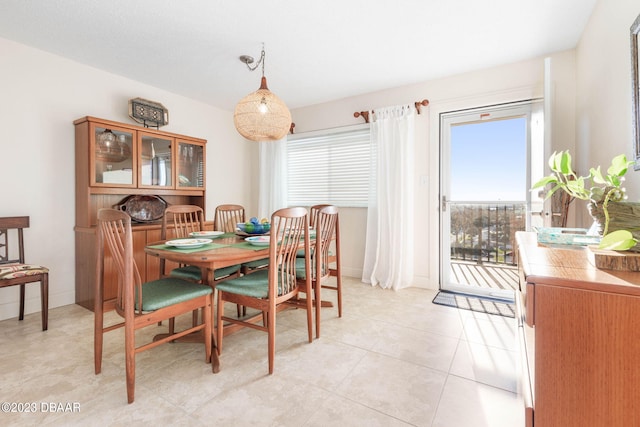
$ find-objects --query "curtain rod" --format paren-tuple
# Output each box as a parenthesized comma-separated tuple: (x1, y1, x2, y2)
(353, 99, 429, 123)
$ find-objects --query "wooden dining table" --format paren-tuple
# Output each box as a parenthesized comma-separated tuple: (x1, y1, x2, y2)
(145, 232, 270, 288)
(145, 231, 325, 340)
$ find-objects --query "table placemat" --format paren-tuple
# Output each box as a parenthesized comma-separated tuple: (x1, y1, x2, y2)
(147, 242, 229, 253)
(230, 241, 268, 251)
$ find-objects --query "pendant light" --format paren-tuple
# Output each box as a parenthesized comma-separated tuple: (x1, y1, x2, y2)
(233, 45, 292, 141)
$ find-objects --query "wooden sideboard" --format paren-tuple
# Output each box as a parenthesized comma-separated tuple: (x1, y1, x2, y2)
(74, 116, 207, 311)
(516, 231, 640, 427)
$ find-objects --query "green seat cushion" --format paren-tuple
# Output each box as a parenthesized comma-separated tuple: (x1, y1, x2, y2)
(137, 277, 212, 311)
(295, 258, 330, 280)
(216, 270, 270, 298)
(241, 258, 269, 270)
(169, 264, 241, 281)
(295, 258, 311, 279)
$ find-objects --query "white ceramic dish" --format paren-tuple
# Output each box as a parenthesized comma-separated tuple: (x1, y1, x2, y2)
(245, 236, 270, 247)
(165, 238, 212, 249)
(189, 231, 224, 239)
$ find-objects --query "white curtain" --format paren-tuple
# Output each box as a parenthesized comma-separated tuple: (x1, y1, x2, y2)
(362, 105, 415, 290)
(258, 137, 288, 220)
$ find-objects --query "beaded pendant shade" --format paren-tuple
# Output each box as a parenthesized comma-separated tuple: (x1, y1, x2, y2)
(233, 46, 291, 142)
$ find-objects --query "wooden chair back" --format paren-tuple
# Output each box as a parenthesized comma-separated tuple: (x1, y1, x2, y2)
(214, 204, 245, 233)
(96, 209, 144, 316)
(161, 205, 205, 240)
(269, 207, 310, 299)
(159, 205, 205, 277)
(315, 206, 339, 280)
(310, 204, 331, 227)
(0, 216, 49, 330)
(0, 216, 28, 265)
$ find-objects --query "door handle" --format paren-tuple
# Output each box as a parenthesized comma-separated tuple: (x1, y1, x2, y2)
(442, 195, 448, 212)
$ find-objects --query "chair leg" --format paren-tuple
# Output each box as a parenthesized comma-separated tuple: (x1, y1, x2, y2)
(267, 307, 275, 375)
(336, 273, 343, 317)
(41, 274, 49, 331)
(329, 268, 343, 317)
(203, 296, 212, 364)
(216, 293, 224, 354)
(210, 295, 220, 373)
(314, 281, 321, 339)
(192, 309, 199, 327)
(94, 298, 104, 375)
(168, 317, 175, 335)
(125, 320, 136, 404)
(19, 284, 25, 320)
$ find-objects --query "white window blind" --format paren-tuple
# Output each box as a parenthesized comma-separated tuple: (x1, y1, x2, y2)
(287, 125, 370, 207)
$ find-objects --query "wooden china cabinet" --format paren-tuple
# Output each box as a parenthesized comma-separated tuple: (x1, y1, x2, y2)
(516, 231, 640, 427)
(74, 116, 207, 311)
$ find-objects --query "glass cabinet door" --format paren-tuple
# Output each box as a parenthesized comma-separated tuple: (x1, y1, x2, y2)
(177, 141, 205, 188)
(92, 125, 135, 186)
(139, 134, 173, 188)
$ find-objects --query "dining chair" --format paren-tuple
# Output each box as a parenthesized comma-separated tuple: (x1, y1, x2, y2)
(94, 209, 217, 404)
(212, 204, 256, 317)
(161, 205, 241, 328)
(216, 207, 313, 374)
(214, 204, 245, 233)
(161, 205, 240, 283)
(293, 205, 340, 338)
(0, 216, 49, 331)
(298, 204, 343, 320)
(214, 204, 270, 277)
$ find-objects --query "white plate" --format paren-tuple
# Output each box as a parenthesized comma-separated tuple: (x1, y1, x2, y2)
(245, 236, 270, 247)
(189, 231, 225, 239)
(165, 238, 212, 248)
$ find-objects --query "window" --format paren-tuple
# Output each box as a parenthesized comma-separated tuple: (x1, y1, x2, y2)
(287, 125, 370, 207)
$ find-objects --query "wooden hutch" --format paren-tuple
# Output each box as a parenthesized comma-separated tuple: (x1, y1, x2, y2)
(74, 116, 206, 311)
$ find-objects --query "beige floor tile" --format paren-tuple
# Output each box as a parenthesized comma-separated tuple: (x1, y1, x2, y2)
(449, 339, 518, 392)
(0, 276, 524, 427)
(432, 375, 523, 427)
(335, 352, 447, 426)
(369, 326, 459, 372)
(461, 313, 517, 350)
(304, 395, 414, 426)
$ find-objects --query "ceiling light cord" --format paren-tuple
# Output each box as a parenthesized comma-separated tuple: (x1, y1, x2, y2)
(242, 43, 266, 77)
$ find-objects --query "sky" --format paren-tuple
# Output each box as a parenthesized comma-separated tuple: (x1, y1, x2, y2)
(450, 117, 527, 202)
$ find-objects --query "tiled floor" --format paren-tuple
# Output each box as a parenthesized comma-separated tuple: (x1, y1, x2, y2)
(0, 277, 524, 426)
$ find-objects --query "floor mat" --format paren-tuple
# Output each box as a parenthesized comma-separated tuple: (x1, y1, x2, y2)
(432, 291, 515, 318)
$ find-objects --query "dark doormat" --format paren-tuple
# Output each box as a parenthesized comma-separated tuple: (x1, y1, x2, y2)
(432, 291, 515, 318)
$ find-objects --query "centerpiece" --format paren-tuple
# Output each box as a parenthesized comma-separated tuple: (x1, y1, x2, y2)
(532, 150, 638, 252)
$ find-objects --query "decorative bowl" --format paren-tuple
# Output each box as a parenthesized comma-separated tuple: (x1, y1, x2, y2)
(236, 222, 271, 235)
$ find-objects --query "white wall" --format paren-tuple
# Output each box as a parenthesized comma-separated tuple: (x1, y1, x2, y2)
(292, 51, 577, 288)
(575, 0, 640, 226)
(0, 38, 255, 321)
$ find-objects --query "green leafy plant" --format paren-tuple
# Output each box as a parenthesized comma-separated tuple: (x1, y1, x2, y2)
(532, 150, 637, 250)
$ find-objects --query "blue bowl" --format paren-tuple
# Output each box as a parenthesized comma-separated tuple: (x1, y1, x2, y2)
(237, 222, 271, 235)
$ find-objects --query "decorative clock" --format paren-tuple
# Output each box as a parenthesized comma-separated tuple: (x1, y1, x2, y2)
(128, 97, 169, 128)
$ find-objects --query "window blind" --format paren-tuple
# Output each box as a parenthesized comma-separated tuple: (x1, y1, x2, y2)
(287, 125, 370, 207)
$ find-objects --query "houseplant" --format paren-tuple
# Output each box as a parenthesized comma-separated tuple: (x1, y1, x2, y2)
(532, 150, 638, 251)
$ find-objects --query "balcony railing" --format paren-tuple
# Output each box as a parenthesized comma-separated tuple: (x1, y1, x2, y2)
(449, 201, 527, 266)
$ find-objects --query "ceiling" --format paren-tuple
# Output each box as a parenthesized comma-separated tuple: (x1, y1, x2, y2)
(0, 0, 597, 111)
